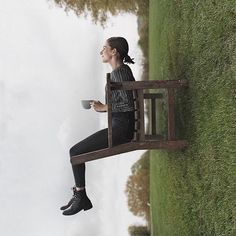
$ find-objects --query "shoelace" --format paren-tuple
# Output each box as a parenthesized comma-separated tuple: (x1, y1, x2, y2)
(71, 186, 85, 200)
(70, 186, 77, 198)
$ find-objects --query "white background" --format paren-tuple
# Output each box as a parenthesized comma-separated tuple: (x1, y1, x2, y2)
(0, 0, 146, 235)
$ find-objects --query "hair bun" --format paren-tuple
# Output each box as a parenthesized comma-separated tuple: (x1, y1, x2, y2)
(124, 55, 135, 64)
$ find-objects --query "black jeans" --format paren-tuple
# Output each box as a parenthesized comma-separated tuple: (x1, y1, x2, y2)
(69, 111, 135, 187)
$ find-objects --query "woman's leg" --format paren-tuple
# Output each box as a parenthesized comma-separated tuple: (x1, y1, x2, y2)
(69, 122, 132, 187)
(61, 117, 134, 215)
(61, 128, 110, 214)
(69, 128, 109, 187)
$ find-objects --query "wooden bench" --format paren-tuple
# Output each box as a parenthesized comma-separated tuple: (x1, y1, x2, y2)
(71, 73, 188, 165)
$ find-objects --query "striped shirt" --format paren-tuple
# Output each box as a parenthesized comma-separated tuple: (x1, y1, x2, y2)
(105, 64, 135, 112)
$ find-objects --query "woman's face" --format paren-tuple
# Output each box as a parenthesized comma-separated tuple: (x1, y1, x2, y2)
(100, 41, 115, 63)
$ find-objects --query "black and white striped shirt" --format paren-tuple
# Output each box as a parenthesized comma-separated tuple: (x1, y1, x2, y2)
(105, 64, 135, 112)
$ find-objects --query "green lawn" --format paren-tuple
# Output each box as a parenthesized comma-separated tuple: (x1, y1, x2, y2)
(149, 0, 236, 235)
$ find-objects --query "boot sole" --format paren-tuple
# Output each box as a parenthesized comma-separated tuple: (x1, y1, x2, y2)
(62, 203, 93, 215)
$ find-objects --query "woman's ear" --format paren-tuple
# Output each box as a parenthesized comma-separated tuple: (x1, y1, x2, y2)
(111, 48, 118, 55)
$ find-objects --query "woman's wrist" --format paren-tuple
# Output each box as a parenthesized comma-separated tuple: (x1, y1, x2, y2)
(95, 103, 107, 112)
(103, 104, 108, 112)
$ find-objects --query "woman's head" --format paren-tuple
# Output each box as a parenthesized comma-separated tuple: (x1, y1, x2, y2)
(100, 37, 135, 64)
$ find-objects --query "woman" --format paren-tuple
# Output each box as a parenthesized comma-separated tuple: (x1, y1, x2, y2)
(61, 37, 136, 216)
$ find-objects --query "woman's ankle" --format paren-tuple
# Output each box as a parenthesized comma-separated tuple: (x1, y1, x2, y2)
(75, 186, 85, 191)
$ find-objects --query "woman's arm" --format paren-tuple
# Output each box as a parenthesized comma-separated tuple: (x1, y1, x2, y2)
(90, 101, 108, 112)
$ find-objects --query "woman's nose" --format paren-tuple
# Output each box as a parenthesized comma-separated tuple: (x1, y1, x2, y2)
(100, 50, 103, 55)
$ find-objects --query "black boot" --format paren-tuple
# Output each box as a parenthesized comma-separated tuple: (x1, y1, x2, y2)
(62, 188, 93, 216)
(60, 186, 77, 210)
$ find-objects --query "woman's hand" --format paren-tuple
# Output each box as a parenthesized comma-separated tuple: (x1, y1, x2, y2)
(90, 100, 108, 112)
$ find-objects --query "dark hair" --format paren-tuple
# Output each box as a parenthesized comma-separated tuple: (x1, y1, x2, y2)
(107, 37, 135, 64)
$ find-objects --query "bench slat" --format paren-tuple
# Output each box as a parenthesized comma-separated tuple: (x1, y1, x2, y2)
(111, 79, 187, 90)
(71, 140, 188, 165)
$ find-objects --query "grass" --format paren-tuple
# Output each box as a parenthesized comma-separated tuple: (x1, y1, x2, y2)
(149, 0, 236, 235)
